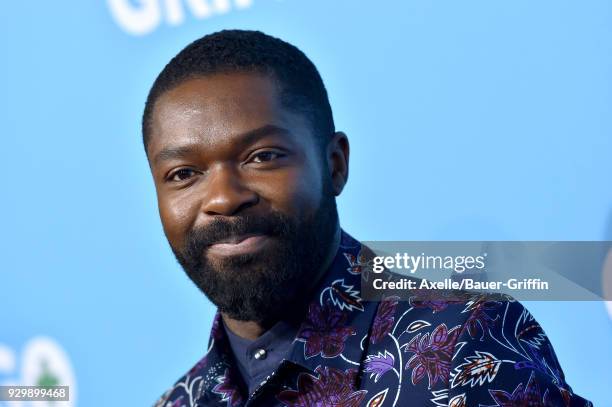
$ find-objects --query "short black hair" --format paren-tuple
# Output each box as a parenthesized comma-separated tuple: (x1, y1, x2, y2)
(142, 29, 335, 155)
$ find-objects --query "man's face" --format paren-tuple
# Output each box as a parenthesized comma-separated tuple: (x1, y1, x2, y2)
(146, 72, 341, 322)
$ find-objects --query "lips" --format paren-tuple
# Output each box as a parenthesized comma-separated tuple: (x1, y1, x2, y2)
(211, 233, 260, 245)
(207, 233, 272, 257)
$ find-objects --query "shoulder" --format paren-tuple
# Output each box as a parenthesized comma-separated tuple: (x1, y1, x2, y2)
(445, 295, 592, 406)
(152, 355, 209, 407)
(363, 292, 592, 406)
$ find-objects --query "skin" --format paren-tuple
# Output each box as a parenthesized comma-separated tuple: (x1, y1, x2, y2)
(146, 72, 350, 340)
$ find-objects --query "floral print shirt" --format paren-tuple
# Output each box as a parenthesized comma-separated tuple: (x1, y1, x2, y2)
(153, 229, 592, 407)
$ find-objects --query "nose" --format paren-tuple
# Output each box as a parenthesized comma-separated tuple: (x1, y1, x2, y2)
(200, 164, 259, 216)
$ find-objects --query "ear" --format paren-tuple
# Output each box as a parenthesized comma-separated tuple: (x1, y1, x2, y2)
(326, 131, 350, 196)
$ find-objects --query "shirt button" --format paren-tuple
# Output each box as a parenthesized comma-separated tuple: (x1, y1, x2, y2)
(253, 348, 267, 360)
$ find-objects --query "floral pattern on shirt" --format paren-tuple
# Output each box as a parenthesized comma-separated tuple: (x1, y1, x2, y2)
(276, 366, 367, 407)
(153, 229, 592, 407)
(296, 302, 357, 359)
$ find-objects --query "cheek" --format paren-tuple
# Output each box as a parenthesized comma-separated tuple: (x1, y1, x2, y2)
(256, 164, 324, 217)
(157, 191, 199, 245)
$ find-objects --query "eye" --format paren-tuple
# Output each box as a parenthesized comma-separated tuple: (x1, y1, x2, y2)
(250, 151, 285, 163)
(168, 168, 197, 182)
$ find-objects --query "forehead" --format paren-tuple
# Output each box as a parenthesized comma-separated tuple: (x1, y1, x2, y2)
(147, 72, 308, 160)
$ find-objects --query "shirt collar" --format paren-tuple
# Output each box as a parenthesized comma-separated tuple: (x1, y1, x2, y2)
(193, 228, 378, 406)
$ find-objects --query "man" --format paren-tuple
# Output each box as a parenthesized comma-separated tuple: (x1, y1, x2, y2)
(144, 30, 591, 406)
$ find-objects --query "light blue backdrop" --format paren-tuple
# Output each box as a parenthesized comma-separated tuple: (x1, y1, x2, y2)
(1, 1, 610, 406)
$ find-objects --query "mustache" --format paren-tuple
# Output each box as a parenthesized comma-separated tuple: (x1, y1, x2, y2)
(183, 211, 294, 257)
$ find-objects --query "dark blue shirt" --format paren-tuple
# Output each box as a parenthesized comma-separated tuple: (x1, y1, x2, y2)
(154, 228, 592, 406)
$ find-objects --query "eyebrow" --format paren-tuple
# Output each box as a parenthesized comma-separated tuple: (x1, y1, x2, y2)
(152, 124, 291, 166)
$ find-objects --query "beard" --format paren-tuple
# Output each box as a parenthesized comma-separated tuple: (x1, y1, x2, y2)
(169, 183, 339, 323)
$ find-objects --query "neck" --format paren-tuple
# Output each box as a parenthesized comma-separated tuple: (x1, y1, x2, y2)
(221, 225, 341, 340)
